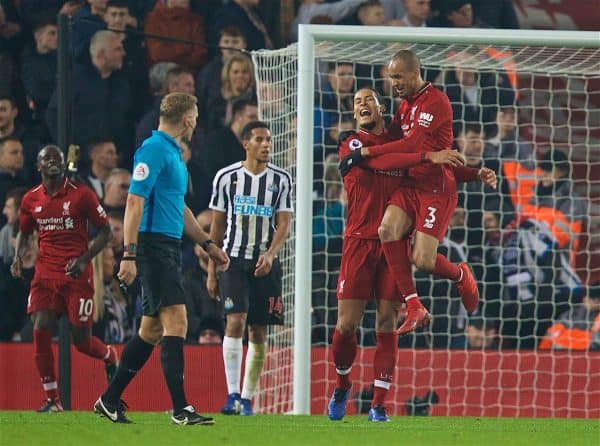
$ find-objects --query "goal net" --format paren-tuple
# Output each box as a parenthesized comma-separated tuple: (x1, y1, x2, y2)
(251, 26, 600, 417)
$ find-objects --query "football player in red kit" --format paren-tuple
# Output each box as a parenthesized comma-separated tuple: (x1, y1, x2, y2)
(339, 50, 497, 335)
(329, 87, 465, 422)
(11, 145, 117, 412)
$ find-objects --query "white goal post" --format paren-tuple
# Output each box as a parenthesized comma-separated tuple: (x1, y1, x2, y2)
(251, 25, 600, 416)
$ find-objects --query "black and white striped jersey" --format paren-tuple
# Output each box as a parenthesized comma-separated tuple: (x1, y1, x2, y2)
(210, 162, 293, 260)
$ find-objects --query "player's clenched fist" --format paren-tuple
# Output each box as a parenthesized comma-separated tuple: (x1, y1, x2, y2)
(427, 150, 465, 167)
(478, 167, 497, 190)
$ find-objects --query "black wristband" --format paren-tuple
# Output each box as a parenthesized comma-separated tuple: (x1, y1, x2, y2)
(122, 256, 137, 261)
(201, 239, 214, 251)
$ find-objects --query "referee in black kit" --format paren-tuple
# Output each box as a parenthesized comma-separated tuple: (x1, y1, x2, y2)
(207, 121, 293, 416)
(95, 93, 229, 425)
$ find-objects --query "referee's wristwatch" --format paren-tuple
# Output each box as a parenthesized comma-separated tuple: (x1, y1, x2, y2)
(201, 239, 214, 251)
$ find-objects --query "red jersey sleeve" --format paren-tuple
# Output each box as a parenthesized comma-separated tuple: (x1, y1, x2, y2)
(363, 152, 426, 170)
(81, 186, 109, 228)
(368, 96, 451, 157)
(453, 165, 481, 182)
(19, 193, 36, 235)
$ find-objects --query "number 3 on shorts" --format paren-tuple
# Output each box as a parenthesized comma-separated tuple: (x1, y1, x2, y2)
(78, 298, 93, 322)
(423, 207, 437, 229)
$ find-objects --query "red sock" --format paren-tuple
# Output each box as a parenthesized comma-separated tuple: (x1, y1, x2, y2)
(372, 332, 397, 407)
(332, 329, 357, 390)
(74, 337, 114, 362)
(34, 329, 59, 401)
(382, 239, 418, 300)
(433, 253, 461, 281)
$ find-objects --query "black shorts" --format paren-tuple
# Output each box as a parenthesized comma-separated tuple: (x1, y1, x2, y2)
(137, 232, 185, 317)
(218, 257, 284, 326)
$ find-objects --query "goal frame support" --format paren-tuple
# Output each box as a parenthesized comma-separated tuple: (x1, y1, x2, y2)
(293, 24, 600, 415)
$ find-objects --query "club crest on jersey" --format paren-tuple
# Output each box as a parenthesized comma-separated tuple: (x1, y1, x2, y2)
(267, 183, 279, 193)
(133, 162, 150, 181)
(62, 201, 71, 216)
(34, 206, 42, 213)
(418, 112, 434, 127)
(349, 139, 363, 151)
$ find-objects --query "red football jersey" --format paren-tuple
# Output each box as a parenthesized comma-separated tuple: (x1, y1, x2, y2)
(369, 82, 457, 196)
(19, 178, 109, 280)
(340, 129, 420, 239)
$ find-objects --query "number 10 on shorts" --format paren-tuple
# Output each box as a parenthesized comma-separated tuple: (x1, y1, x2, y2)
(424, 207, 437, 229)
(78, 298, 93, 322)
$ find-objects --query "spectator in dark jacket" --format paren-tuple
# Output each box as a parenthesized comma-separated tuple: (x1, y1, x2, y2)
(196, 25, 246, 126)
(209, 0, 273, 58)
(20, 16, 57, 124)
(46, 30, 133, 165)
(71, 0, 108, 57)
(135, 65, 196, 147)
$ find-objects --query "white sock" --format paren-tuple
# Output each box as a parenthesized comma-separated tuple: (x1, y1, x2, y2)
(241, 342, 267, 400)
(222, 336, 243, 395)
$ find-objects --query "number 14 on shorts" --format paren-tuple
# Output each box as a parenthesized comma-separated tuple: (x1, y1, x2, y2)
(424, 207, 437, 229)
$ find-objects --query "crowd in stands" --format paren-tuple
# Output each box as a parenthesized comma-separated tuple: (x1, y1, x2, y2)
(0, 0, 595, 351)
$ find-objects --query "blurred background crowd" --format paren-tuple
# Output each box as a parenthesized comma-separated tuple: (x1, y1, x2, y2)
(0, 0, 598, 352)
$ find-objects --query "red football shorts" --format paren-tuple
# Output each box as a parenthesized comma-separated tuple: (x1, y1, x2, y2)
(388, 187, 457, 241)
(27, 276, 95, 328)
(337, 237, 401, 301)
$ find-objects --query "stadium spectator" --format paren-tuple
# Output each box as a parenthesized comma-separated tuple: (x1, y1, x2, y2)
(202, 98, 258, 188)
(485, 106, 533, 161)
(440, 50, 514, 137)
(19, 16, 57, 126)
(197, 316, 224, 345)
(464, 317, 499, 349)
(92, 246, 133, 344)
(144, 0, 207, 74)
(183, 209, 224, 344)
(311, 153, 347, 345)
(102, 1, 149, 122)
(136, 66, 196, 147)
(0, 95, 42, 184)
(314, 62, 355, 147)
(72, 0, 109, 57)
(398, 0, 430, 27)
(378, 0, 405, 22)
(196, 26, 247, 125)
(107, 209, 124, 257)
(200, 53, 256, 133)
(0, 137, 26, 226)
(430, 0, 484, 28)
(356, 0, 386, 26)
(501, 149, 586, 348)
(291, 0, 368, 41)
(148, 61, 178, 97)
(470, 0, 520, 29)
(18, 1, 83, 27)
(0, 187, 31, 341)
(179, 137, 205, 216)
(208, 121, 292, 417)
(209, 0, 273, 56)
(539, 283, 600, 351)
(101, 168, 130, 214)
(11, 145, 116, 412)
(45, 30, 133, 166)
(82, 140, 118, 200)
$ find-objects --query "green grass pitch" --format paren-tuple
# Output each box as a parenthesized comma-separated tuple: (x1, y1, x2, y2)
(0, 412, 598, 446)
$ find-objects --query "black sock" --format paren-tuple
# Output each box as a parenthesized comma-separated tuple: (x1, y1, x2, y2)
(103, 334, 154, 405)
(160, 336, 187, 412)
